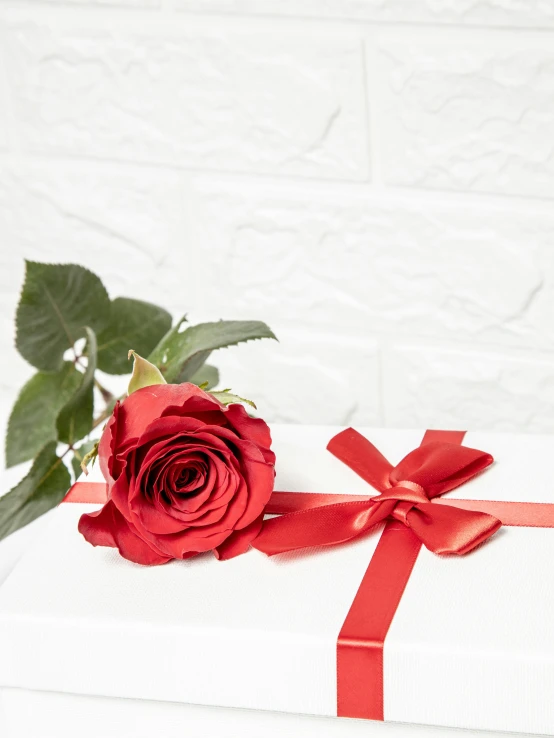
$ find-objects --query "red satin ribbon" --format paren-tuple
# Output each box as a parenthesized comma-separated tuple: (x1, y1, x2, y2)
(65, 428, 554, 721)
(252, 428, 554, 721)
(254, 429, 501, 557)
(64, 482, 108, 504)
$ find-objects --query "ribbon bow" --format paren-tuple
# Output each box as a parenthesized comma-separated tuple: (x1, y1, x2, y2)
(254, 428, 502, 557)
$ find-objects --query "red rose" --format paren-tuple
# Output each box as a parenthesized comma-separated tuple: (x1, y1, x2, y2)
(78, 383, 275, 565)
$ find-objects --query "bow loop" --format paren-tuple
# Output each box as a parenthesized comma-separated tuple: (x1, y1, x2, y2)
(390, 441, 493, 499)
(326, 429, 393, 493)
(405, 502, 501, 555)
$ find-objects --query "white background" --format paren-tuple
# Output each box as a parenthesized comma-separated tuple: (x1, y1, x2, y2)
(2, 0, 554, 497)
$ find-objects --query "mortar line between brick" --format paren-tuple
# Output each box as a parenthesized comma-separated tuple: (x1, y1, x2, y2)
(0, 150, 377, 189)
(255, 325, 554, 364)
(4, 148, 554, 215)
(4, 5, 554, 40)
(167, 11, 554, 37)
(0, 24, 21, 157)
(363, 29, 383, 190)
(377, 344, 387, 427)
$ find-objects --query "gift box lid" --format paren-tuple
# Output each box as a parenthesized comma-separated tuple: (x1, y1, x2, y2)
(1, 424, 554, 736)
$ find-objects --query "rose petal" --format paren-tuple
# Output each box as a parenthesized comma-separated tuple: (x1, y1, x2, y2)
(117, 384, 224, 445)
(151, 481, 251, 557)
(130, 455, 241, 534)
(229, 449, 275, 528)
(98, 400, 123, 488)
(128, 430, 272, 541)
(168, 459, 207, 494)
(225, 404, 275, 464)
(136, 419, 237, 462)
(133, 444, 235, 517)
(214, 513, 264, 561)
(78, 501, 171, 566)
(109, 469, 134, 522)
(150, 452, 209, 504)
(155, 526, 232, 556)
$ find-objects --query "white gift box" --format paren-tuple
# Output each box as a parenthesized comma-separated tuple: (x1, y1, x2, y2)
(1, 424, 554, 738)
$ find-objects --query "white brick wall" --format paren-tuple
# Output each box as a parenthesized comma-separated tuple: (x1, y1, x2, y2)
(2, 2, 554, 492)
(5, 22, 368, 179)
(381, 36, 554, 198)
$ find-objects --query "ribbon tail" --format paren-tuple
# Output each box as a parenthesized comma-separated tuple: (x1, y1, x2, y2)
(253, 499, 394, 556)
(407, 502, 502, 555)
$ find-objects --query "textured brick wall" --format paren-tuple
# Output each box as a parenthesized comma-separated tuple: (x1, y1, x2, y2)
(2, 0, 554, 490)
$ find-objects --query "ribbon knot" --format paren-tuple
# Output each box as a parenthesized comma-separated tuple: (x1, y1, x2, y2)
(373, 479, 428, 505)
(371, 479, 429, 526)
(254, 428, 502, 557)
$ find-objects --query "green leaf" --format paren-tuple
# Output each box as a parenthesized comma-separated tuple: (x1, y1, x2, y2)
(97, 297, 172, 375)
(5, 363, 82, 468)
(149, 319, 277, 384)
(128, 350, 167, 394)
(15, 261, 110, 372)
(210, 390, 257, 409)
(0, 442, 71, 542)
(71, 440, 98, 480)
(56, 327, 97, 445)
(189, 364, 220, 390)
